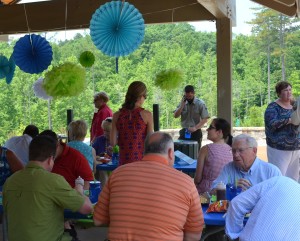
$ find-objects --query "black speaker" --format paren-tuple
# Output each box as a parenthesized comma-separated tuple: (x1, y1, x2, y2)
(67, 109, 73, 126)
(153, 104, 159, 131)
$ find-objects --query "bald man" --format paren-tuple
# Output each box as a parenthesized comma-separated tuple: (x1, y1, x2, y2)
(93, 132, 204, 241)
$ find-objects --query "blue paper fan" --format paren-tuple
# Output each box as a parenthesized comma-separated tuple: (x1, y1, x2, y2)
(90, 0, 145, 57)
(0, 55, 9, 79)
(13, 34, 53, 74)
(5, 56, 16, 84)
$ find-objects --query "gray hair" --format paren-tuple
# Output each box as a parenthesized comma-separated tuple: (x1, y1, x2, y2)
(232, 134, 257, 148)
(144, 132, 173, 155)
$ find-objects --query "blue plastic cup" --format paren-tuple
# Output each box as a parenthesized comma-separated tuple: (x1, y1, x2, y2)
(226, 183, 242, 201)
(89, 181, 101, 203)
(185, 128, 191, 139)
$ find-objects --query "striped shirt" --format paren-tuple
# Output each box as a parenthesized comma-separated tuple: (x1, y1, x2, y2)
(93, 154, 204, 241)
(226, 176, 300, 241)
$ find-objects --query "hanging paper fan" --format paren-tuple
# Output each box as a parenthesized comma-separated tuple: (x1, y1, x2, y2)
(13, 34, 53, 74)
(154, 69, 184, 90)
(0, 55, 9, 79)
(79, 51, 95, 67)
(90, 0, 145, 57)
(5, 56, 16, 84)
(33, 77, 53, 100)
(43, 62, 86, 98)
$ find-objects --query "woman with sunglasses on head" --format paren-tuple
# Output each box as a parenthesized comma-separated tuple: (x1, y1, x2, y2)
(194, 118, 233, 194)
(111, 81, 153, 165)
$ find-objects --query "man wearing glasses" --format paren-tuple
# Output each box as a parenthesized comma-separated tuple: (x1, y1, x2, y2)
(174, 85, 210, 147)
(211, 134, 281, 191)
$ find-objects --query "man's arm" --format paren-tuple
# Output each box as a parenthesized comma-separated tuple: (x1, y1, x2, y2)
(174, 97, 186, 118)
(188, 118, 209, 133)
(74, 179, 93, 214)
(184, 232, 202, 241)
(225, 181, 267, 239)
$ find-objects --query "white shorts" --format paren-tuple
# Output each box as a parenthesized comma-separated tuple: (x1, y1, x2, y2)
(267, 145, 300, 181)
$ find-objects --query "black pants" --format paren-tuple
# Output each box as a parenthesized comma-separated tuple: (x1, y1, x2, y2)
(179, 128, 202, 148)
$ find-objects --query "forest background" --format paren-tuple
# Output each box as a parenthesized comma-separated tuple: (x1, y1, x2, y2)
(0, 7, 300, 144)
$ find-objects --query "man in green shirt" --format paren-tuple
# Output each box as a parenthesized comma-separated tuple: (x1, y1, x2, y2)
(3, 135, 93, 241)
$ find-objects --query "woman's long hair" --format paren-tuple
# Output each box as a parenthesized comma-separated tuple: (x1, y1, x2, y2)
(213, 118, 233, 146)
(121, 81, 147, 110)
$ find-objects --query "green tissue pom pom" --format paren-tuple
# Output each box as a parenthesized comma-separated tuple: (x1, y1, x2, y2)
(79, 51, 95, 67)
(154, 69, 184, 90)
(43, 62, 86, 97)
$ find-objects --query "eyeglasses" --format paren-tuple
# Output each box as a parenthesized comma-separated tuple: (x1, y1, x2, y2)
(105, 118, 112, 123)
(232, 147, 252, 154)
(207, 125, 216, 130)
(93, 99, 99, 103)
(142, 94, 147, 99)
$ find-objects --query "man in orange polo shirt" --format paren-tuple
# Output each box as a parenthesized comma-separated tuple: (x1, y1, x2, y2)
(94, 131, 204, 241)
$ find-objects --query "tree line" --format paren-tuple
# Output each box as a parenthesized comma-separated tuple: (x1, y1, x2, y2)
(0, 6, 299, 144)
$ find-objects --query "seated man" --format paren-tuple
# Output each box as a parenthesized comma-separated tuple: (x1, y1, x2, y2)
(93, 131, 204, 241)
(39, 130, 94, 189)
(226, 176, 300, 241)
(3, 135, 93, 241)
(4, 124, 39, 165)
(211, 134, 281, 191)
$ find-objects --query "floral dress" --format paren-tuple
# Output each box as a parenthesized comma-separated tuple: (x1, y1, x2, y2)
(116, 107, 147, 165)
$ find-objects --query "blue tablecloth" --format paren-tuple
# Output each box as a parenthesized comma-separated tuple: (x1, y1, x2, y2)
(96, 161, 197, 173)
(203, 205, 226, 226)
(203, 205, 248, 226)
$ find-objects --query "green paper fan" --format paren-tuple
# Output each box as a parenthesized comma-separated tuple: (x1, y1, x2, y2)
(43, 62, 86, 97)
(79, 51, 95, 68)
(154, 69, 184, 90)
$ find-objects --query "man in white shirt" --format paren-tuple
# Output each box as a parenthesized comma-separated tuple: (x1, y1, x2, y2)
(4, 125, 39, 165)
(226, 176, 300, 241)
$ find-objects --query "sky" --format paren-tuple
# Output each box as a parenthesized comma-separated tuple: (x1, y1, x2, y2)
(15, 0, 260, 41)
(190, 0, 259, 35)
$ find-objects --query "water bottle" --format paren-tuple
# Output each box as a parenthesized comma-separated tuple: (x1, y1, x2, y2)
(89, 181, 101, 203)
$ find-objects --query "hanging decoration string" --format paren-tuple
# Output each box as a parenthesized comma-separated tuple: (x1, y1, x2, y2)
(23, 4, 34, 54)
(115, 0, 126, 74)
(143, 2, 198, 16)
(65, 0, 68, 40)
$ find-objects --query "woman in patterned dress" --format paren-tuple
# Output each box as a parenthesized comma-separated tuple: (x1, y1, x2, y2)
(194, 118, 233, 194)
(264, 81, 300, 181)
(111, 81, 153, 165)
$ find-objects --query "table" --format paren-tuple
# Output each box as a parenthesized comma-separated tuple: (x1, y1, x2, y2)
(96, 161, 197, 173)
(201, 205, 248, 241)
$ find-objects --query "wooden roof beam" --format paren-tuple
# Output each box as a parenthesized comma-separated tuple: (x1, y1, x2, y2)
(0, 0, 215, 35)
(252, 0, 299, 16)
(197, 0, 236, 26)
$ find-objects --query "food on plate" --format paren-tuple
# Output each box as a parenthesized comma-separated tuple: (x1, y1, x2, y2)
(206, 200, 228, 213)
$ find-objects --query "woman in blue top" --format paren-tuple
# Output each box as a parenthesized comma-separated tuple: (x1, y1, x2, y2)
(67, 120, 96, 172)
(264, 81, 300, 181)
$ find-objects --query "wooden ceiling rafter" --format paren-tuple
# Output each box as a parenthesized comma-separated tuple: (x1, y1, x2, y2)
(252, 0, 299, 17)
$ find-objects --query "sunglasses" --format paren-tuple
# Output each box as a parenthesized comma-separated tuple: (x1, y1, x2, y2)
(207, 125, 216, 130)
(105, 118, 112, 123)
(142, 94, 147, 99)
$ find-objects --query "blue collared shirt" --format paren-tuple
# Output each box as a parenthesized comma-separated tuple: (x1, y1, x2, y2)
(226, 176, 300, 240)
(211, 157, 282, 189)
